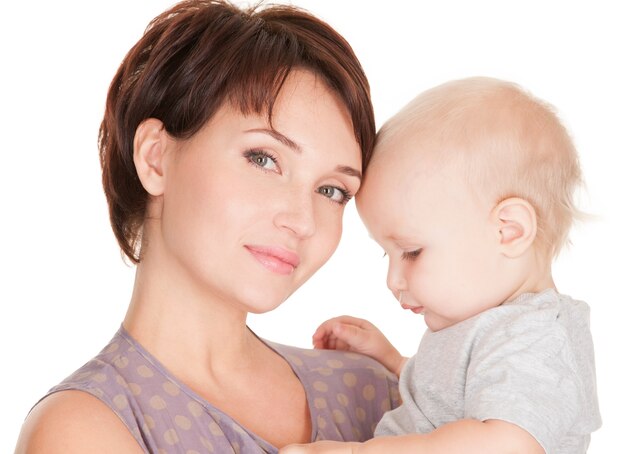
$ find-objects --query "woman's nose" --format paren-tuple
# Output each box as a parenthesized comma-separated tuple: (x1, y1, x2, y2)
(273, 187, 316, 239)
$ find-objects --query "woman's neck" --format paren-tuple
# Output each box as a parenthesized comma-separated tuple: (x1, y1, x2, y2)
(123, 247, 262, 383)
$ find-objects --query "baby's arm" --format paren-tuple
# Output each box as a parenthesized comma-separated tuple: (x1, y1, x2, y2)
(280, 419, 544, 454)
(312, 315, 407, 377)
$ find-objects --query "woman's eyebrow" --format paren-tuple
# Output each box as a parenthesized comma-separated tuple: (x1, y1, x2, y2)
(336, 165, 362, 181)
(245, 128, 302, 153)
(246, 127, 361, 180)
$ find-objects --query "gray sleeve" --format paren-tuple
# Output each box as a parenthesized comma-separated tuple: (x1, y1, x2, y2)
(464, 307, 588, 453)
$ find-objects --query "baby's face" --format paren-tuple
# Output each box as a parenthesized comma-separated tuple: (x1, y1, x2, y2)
(356, 137, 519, 331)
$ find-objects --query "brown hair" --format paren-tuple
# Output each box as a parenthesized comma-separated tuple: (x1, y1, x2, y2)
(99, 0, 375, 263)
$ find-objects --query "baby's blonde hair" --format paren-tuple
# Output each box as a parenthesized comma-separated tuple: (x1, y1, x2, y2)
(376, 77, 583, 257)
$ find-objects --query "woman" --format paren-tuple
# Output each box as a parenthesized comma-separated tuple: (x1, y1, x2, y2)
(15, 1, 398, 452)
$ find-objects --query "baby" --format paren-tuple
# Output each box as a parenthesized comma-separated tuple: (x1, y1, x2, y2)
(281, 77, 601, 453)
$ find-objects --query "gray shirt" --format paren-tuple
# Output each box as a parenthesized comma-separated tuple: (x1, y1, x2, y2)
(375, 290, 601, 453)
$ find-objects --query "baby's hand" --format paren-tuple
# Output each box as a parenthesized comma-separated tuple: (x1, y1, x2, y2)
(312, 315, 407, 377)
(279, 440, 358, 453)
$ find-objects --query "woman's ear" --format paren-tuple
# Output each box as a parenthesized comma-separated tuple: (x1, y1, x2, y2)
(133, 118, 169, 196)
(492, 197, 537, 258)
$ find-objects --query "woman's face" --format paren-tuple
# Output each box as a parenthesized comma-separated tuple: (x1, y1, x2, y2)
(155, 70, 362, 314)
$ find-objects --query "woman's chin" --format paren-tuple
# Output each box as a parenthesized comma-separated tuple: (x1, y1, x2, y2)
(237, 290, 292, 315)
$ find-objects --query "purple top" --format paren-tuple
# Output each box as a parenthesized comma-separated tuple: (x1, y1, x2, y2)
(39, 327, 399, 453)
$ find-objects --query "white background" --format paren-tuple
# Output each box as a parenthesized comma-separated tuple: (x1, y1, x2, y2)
(1, 1, 624, 451)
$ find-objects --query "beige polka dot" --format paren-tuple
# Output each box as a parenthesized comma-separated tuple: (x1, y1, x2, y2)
(164, 428, 179, 445)
(157, 449, 167, 454)
(373, 370, 386, 380)
(317, 368, 333, 377)
(74, 371, 91, 381)
(352, 426, 363, 440)
(137, 365, 154, 378)
(175, 414, 192, 430)
(113, 394, 128, 410)
(233, 442, 241, 454)
(150, 395, 167, 410)
(144, 414, 156, 430)
(113, 356, 129, 368)
(92, 373, 107, 383)
(208, 421, 224, 436)
(115, 376, 128, 388)
(314, 397, 327, 409)
(345, 352, 363, 360)
(127, 346, 136, 352)
(302, 349, 321, 357)
(200, 436, 215, 452)
(343, 372, 357, 387)
(313, 381, 328, 392)
(132, 427, 141, 438)
(208, 411, 222, 422)
(336, 393, 349, 407)
(233, 424, 247, 435)
(332, 409, 346, 424)
(287, 354, 304, 366)
(92, 388, 104, 398)
(129, 383, 142, 396)
(317, 415, 327, 429)
(187, 400, 203, 417)
(355, 407, 366, 422)
(104, 342, 119, 354)
(327, 359, 344, 369)
(163, 381, 180, 396)
(381, 398, 391, 412)
(362, 384, 376, 401)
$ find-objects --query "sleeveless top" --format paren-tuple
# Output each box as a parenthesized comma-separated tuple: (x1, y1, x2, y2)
(38, 327, 400, 453)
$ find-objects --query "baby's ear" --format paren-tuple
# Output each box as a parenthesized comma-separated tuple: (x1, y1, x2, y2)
(491, 197, 537, 258)
(133, 118, 169, 196)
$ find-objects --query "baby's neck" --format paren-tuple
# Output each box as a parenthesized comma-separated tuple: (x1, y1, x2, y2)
(505, 251, 556, 303)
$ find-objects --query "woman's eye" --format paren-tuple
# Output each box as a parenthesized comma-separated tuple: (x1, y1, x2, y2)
(401, 249, 422, 260)
(318, 186, 352, 205)
(245, 150, 279, 172)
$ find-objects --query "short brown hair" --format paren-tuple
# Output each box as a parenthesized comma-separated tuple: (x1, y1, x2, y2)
(99, 0, 375, 263)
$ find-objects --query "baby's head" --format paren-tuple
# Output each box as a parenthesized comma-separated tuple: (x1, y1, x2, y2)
(357, 77, 582, 331)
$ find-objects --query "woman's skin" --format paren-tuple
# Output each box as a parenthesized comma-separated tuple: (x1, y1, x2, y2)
(16, 69, 363, 452)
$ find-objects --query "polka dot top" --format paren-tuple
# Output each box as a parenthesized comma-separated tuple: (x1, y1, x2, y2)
(40, 327, 400, 453)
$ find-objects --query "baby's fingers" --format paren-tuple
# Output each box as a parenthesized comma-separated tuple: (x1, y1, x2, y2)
(313, 315, 372, 341)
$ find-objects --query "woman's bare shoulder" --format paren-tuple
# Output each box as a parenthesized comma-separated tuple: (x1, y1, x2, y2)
(15, 390, 143, 454)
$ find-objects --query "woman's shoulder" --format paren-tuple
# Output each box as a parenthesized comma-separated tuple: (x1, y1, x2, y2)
(16, 330, 146, 453)
(271, 341, 397, 380)
(15, 390, 143, 454)
(269, 341, 401, 441)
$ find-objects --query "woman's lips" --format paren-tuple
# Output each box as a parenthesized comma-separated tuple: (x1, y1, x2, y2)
(245, 245, 300, 275)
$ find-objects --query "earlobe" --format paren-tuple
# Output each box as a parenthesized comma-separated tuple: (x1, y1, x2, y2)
(133, 118, 169, 196)
(493, 197, 537, 258)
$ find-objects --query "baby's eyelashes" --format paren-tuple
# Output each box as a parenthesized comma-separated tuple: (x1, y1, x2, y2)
(401, 249, 422, 260)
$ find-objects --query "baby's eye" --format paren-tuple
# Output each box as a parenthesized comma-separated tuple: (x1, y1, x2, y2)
(318, 186, 352, 205)
(401, 249, 422, 260)
(245, 149, 279, 172)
